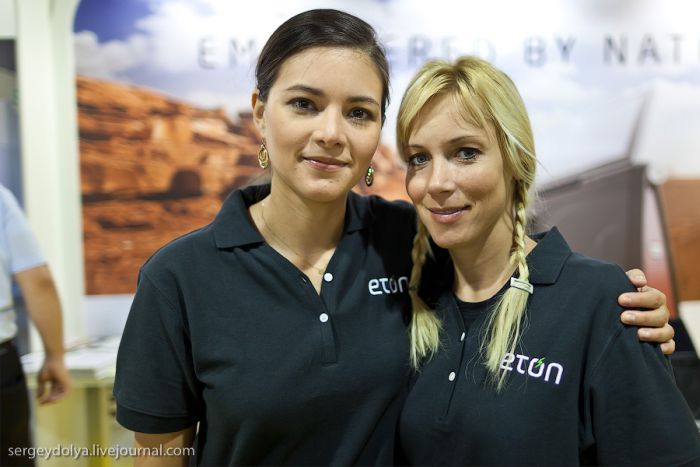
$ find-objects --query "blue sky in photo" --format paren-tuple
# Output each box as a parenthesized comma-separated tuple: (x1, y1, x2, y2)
(74, 0, 153, 41)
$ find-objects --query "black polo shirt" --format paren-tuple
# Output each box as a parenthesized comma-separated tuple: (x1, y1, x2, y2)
(113, 184, 416, 465)
(399, 228, 700, 466)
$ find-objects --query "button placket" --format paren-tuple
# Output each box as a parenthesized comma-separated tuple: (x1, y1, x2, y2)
(438, 298, 471, 421)
(318, 312, 336, 363)
(299, 272, 337, 365)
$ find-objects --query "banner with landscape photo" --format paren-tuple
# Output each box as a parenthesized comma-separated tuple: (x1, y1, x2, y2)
(74, 0, 700, 296)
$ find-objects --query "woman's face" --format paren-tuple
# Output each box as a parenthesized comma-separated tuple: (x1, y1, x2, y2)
(253, 47, 383, 203)
(404, 93, 513, 251)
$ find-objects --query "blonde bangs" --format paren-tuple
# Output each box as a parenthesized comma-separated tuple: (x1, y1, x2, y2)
(397, 61, 455, 156)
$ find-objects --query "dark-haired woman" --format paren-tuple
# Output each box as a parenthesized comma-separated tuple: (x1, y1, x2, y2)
(113, 9, 674, 466)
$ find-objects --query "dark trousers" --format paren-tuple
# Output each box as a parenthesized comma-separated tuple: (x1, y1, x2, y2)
(0, 340, 34, 467)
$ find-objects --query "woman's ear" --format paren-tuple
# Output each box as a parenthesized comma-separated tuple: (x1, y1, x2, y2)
(252, 89, 265, 133)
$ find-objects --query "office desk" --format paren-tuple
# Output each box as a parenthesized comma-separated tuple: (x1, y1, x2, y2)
(22, 338, 131, 467)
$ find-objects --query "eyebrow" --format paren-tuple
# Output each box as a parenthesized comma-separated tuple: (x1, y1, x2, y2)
(407, 134, 486, 149)
(284, 84, 380, 107)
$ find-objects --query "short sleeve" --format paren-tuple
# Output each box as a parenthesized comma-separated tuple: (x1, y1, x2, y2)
(0, 186, 45, 274)
(113, 269, 202, 433)
(582, 270, 700, 465)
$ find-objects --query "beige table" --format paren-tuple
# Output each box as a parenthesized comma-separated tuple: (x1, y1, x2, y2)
(21, 338, 132, 467)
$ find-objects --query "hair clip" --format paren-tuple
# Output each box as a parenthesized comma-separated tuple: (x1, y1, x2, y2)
(510, 277, 533, 294)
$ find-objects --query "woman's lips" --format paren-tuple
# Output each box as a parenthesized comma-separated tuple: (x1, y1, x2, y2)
(303, 157, 348, 172)
(427, 206, 471, 224)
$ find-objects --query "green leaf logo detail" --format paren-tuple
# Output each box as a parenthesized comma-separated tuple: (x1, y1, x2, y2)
(535, 357, 546, 368)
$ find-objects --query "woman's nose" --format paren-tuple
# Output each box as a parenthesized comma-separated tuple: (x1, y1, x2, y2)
(313, 107, 345, 147)
(427, 156, 456, 196)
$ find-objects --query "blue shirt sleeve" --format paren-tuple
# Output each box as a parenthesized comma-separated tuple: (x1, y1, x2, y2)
(0, 184, 46, 275)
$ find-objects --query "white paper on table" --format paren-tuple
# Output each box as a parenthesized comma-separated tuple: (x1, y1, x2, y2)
(679, 301, 700, 352)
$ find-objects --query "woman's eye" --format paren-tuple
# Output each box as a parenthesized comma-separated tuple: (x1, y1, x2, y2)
(349, 108, 374, 121)
(289, 98, 315, 111)
(407, 154, 430, 167)
(456, 148, 479, 161)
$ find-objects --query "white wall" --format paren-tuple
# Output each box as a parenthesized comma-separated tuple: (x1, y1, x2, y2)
(15, 0, 85, 349)
(0, 0, 16, 38)
(632, 82, 700, 183)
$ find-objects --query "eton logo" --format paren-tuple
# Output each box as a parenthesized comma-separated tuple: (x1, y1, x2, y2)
(368, 276, 409, 295)
(500, 353, 564, 385)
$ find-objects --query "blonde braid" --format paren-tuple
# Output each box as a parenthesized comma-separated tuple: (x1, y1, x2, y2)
(512, 181, 531, 282)
(481, 181, 532, 390)
(408, 221, 442, 368)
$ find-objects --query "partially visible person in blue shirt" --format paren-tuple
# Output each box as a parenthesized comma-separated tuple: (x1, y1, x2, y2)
(0, 183, 70, 467)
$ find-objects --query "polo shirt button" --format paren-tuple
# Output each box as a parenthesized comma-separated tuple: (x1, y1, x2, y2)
(460, 332, 465, 341)
(448, 371, 456, 381)
(319, 313, 329, 323)
(323, 272, 334, 282)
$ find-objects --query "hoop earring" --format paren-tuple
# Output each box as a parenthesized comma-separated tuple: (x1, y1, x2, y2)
(364, 165, 374, 186)
(258, 143, 269, 169)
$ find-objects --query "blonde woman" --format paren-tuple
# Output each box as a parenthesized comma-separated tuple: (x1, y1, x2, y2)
(397, 56, 700, 465)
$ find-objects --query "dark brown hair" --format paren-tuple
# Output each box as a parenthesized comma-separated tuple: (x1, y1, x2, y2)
(255, 9, 390, 124)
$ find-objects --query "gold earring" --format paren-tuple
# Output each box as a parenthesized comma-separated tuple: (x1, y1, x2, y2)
(258, 143, 269, 169)
(364, 165, 374, 186)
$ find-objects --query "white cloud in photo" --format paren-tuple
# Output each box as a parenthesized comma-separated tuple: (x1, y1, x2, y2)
(72, 0, 700, 182)
(568, 0, 700, 32)
(518, 64, 602, 104)
(74, 30, 150, 80)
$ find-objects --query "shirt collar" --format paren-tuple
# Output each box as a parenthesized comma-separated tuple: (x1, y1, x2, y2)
(526, 227, 572, 285)
(212, 184, 372, 249)
(423, 227, 572, 305)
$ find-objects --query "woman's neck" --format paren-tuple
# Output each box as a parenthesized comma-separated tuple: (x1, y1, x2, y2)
(249, 179, 346, 263)
(450, 222, 536, 303)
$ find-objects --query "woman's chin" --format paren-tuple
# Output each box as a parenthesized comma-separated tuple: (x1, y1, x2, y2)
(423, 227, 475, 251)
(299, 179, 355, 204)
